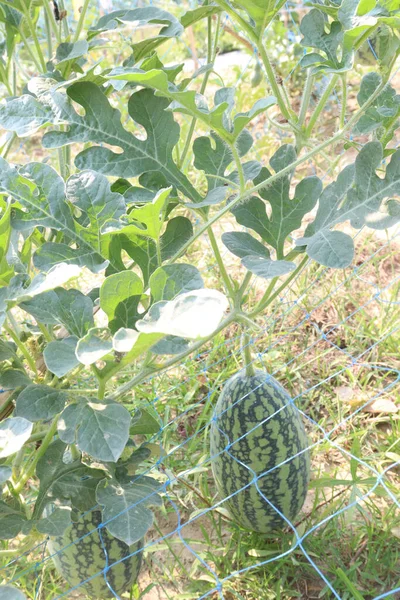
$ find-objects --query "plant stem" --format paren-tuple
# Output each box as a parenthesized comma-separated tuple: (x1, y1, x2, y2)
(44, 11, 53, 60)
(305, 74, 339, 137)
(98, 378, 106, 400)
(1, 133, 16, 159)
(26, 430, 48, 443)
(37, 323, 53, 342)
(340, 74, 347, 129)
(298, 70, 314, 128)
(258, 42, 294, 123)
(14, 415, 59, 493)
(251, 277, 277, 315)
(379, 114, 399, 148)
(212, 0, 293, 122)
(19, 29, 42, 72)
(249, 256, 308, 317)
(58, 0, 69, 37)
(0, 60, 12, 95)
(236, 271, 252, 306)
(169, 74, 391, 265)
(42, 0, 61, 43)
(25, 13, 47, 72)
(242, 332, 255, 377)
(4, 324, 38, 375)
(156, 238, 162, 267)
(73, 0, 91, 42)
(178, 13, 221, 168)
(230, 142, 246, 192)
(207, 226, 235, 298)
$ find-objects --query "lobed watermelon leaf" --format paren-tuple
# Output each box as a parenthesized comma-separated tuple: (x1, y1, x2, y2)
(96, 476, 163, 545)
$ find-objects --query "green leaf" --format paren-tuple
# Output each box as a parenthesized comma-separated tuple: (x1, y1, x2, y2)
(52, 468, 103, 511)
(160, 216, 193, 261)
(185, 186, 230, 209)
(100, 271, 143, 333)
(0, 159, 107, 272)
(131, 409, 160, 435)
(301, 143, 400, 266)
(40, 84, 201, 203)
(21, 287, 94, 337)
(0, 95, 53, 136)
(0, 465, 12, 484)
(5, 161, 73, 232)
(367, 24, 400, 67)
(43, 336, 79, 377)
(241, 256, 296, 279)
(0, 502, 27, 539)
(122, 188, 171, 240)
(66, 170, 126, 235)
(114, 332, 163, 362)
(0, 202, 11, 266)
(112, 328, 140, 353)
(58, 399, 131, 462)
(107, 234, 158, 286)
(233, 145, 322, 259)
(337, 0, 395, 51)
(0, 586, 27, 600)
(151, 335, 190, 355)
(55, 40, 88, 66)
(194, 132, 242, 190)
(306, 230, 354, 268)
(89, 7, 183, 62)
(75, 328, 113, 365)
(0, 417, 32, 458)
(354, 73, 400, 134)
(232, 0, 279, 33)
(0, 340, 16, 362)
(0, 369, 31, 390)
(221, 231, 271, 259)
(96, 476, 162, 545)
(344, 142, 400, 230)
(180, 6, 221, 28)
(149, 264, 204, 302)
(303, 165, 356, 238)
(300, 9, 352, 72)
(36, 439, 67, 487)
(34, 440, 85, 519)
(136, 289, 228, 339)
(36, 506, 71, 536)
(106, 69, 274, 143)
(0, 265, 82, 327)
(15, 384, 66, 422)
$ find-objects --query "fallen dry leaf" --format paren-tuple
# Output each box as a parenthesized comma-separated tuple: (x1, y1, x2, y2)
(336, 386, 355, 401)
(392, 527, 400, 539)
(363, 398, 398, 414)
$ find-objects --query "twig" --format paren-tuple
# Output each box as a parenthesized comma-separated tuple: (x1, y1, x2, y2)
(213, 15, 255, 53)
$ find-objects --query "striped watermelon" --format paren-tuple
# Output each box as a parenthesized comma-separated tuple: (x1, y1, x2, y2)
(210, 369, 310, 532)
(48, 510, 143, 598)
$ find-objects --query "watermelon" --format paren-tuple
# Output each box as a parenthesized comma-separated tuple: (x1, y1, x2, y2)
(210, 369, 310, 533)
(48, 510, 143, 598)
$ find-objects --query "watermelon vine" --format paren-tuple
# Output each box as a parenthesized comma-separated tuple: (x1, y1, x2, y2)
(0, 0, 399, 597)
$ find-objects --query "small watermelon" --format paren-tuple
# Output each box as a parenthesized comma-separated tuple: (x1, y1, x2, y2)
(210, 369, 310, 533)
(48, 510, 143, 598)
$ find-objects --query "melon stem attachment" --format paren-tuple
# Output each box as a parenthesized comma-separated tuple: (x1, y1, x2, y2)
(241, 332, 255, 377)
